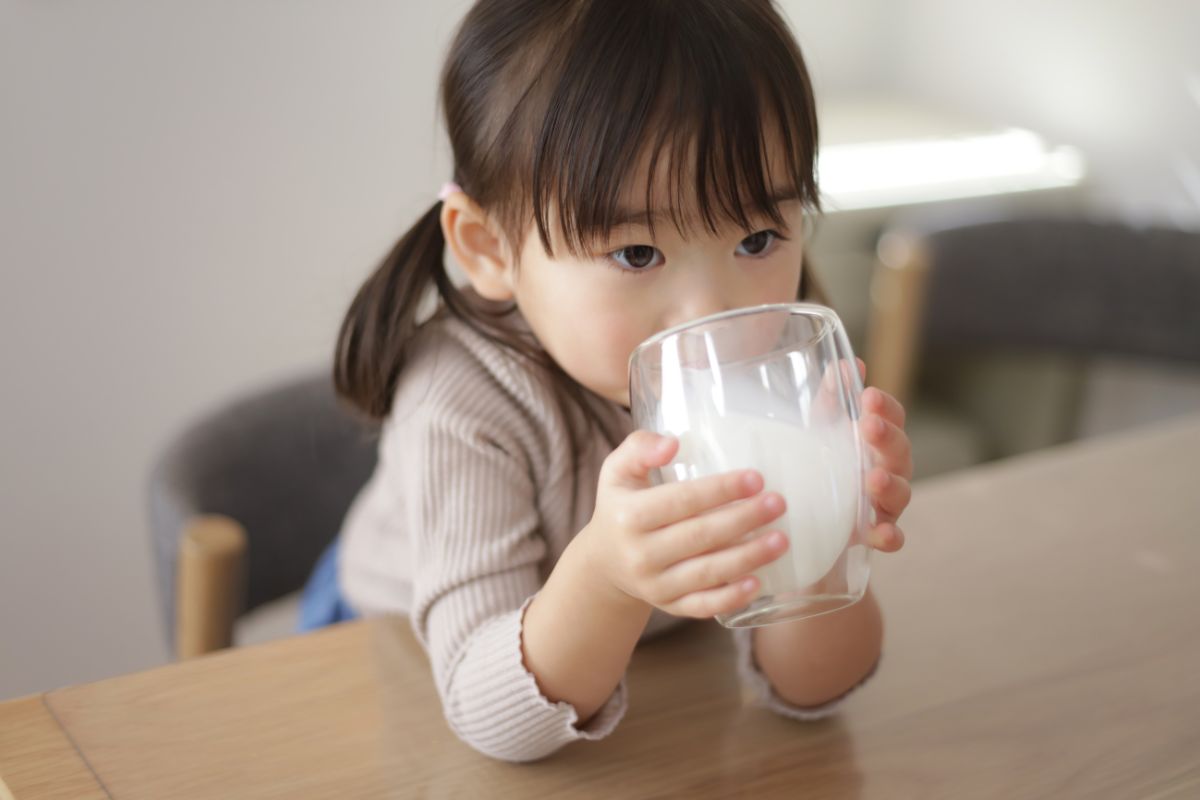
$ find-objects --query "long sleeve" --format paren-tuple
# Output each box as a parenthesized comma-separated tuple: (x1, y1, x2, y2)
(730, 627, 877, 720)
(381, 334, 627, 761)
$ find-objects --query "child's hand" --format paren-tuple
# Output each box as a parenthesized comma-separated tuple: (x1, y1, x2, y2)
(580, 431, 789, 619)
(859, 380, 913, 553)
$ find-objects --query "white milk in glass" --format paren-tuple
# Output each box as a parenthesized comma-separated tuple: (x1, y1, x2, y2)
(669, 413, 859, 594)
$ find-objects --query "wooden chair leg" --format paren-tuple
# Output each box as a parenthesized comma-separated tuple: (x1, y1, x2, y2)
(176, 515, 247, 659)
(867, 229, 932, 409)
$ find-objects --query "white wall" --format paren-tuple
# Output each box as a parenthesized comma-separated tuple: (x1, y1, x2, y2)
(876, 1, 1200, 439)
(882, 0, 1200, 225)
(0, 0, 471, 699)
(779, 0, 896, 95)
(2, 0, 1197, 700)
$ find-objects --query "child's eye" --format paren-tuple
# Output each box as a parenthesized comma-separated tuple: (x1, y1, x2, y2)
(609, 244, 665, 271)
(736, 229, 784, 257)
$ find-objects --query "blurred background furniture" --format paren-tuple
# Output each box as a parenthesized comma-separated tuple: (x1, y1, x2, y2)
(867, 215, 1200, 478)
(148, 373, 377, 658)
(808, 97, 1088, 358)
(804, 98, 1095, 479)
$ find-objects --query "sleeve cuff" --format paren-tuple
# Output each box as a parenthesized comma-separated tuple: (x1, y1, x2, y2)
(438, 595, 627, 761)
(731, 626, 878, 722)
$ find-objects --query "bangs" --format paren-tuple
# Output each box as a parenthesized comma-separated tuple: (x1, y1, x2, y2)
(528, 0, 820, 256)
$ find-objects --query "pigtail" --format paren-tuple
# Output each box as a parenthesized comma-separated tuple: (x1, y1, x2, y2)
(334, 202, 455, 421)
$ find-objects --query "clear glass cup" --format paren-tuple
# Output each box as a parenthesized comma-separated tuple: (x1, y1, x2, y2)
(628, 303, 873, 628)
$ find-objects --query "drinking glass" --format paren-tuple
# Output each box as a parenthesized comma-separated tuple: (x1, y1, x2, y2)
(628, 303, 873, 627)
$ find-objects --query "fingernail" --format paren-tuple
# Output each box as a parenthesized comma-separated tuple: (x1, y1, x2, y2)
(740, 578, 758, 592)
(767, 531, 787, 550)
(742, 471, 763, 492)
(762, 493, 784, 513)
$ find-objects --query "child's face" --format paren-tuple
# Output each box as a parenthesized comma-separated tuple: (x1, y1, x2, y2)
(510, 187, 805, 408)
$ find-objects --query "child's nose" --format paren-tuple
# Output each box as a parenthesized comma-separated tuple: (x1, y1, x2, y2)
(675, 271, 733, 327)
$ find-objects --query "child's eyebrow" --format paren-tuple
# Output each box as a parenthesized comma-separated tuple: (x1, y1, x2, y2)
(608, 188, 803, 228)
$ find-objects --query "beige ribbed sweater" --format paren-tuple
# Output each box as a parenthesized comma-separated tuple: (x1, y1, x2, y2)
(340, 308, 856, 762)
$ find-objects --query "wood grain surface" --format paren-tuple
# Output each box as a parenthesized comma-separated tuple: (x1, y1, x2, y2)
(0, 696, 106, 800)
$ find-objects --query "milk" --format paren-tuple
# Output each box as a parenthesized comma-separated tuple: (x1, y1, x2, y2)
(667, 413, 860, 593)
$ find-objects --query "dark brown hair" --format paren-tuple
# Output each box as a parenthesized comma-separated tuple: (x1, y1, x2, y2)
(335, 0, 823, 435)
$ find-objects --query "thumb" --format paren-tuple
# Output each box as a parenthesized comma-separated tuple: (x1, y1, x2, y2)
(603, 430, 679, 489)
(813, 357, 863, 423)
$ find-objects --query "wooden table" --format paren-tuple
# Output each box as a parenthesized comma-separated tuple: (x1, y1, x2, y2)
(3, 414, 1199, 799)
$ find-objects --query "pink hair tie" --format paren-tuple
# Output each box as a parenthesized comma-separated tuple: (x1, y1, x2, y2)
(438, 181, 463, 202)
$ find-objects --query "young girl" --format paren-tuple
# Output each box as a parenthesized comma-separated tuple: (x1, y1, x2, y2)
(305, 0, 912, 762)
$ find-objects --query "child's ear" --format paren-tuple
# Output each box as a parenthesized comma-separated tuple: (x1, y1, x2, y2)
(440, 195, 514, 301)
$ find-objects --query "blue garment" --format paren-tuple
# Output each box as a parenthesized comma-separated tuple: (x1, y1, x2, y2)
(297, 538, 360, 632)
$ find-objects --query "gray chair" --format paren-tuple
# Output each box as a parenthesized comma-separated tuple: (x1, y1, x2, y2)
(148, 371, 378, 658)
(867, 215, 1200, 477)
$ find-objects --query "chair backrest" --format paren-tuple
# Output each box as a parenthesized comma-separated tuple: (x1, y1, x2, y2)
(148, 372, 378, 650)
(918, 217, 1200, 362)
(868, 215, 1200, 408)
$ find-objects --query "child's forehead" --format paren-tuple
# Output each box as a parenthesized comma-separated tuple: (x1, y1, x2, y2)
(622, 127, 795, 196)
(528, 190, 802, 256)
(605, 190, 803, 234)
(610, 133, 800, 225)
(524, 106, 813, 256)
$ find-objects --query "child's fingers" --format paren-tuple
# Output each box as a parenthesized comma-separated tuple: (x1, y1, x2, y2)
(655, 530, 787, 604)
(628, 469, 766, 532)
(868, 468, 912, 523)
(603, 430, 679, 489)
(868, 522, 906, 552)
(642, 489, 786, 567)
(862, 386, 907, 428)
(664, 575, 764, 619)
(862, 415, 913, 479)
